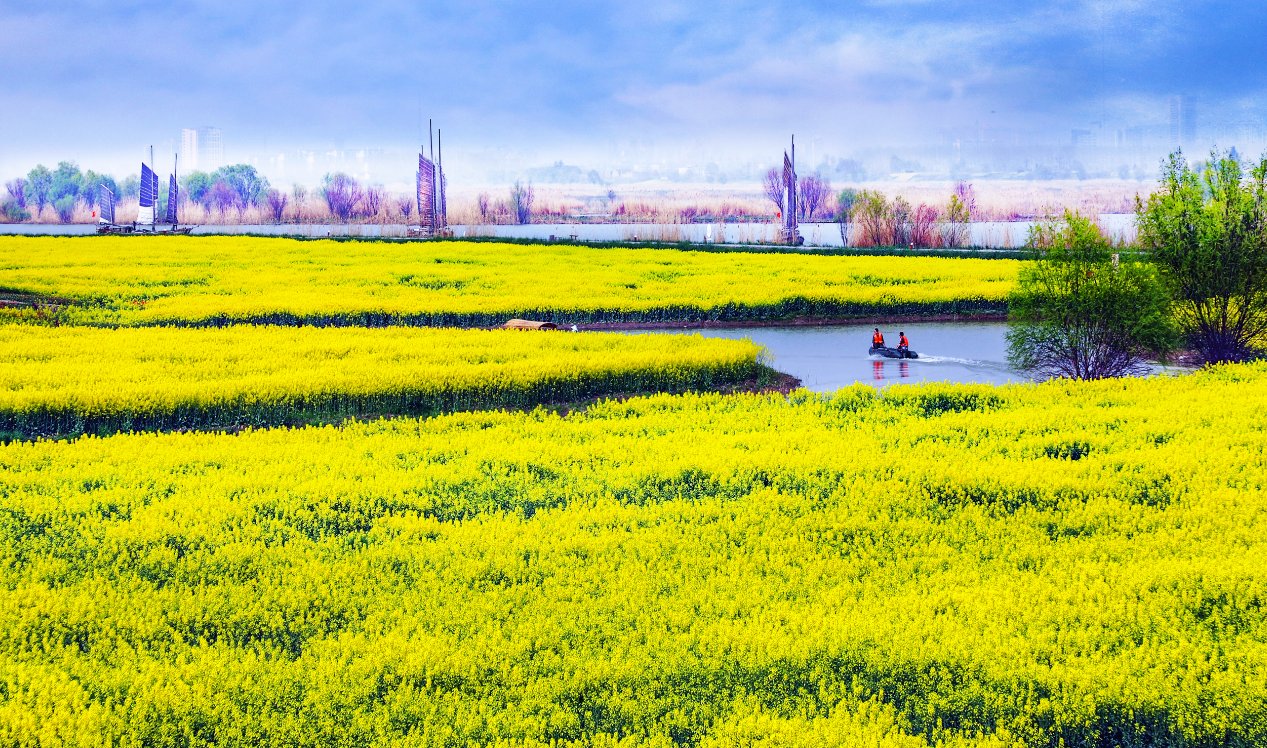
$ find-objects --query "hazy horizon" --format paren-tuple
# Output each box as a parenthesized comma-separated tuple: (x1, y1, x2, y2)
(3, 1, 1267, 190)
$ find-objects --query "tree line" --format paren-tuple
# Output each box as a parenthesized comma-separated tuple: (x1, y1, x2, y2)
(1008, 149, 1267, 378)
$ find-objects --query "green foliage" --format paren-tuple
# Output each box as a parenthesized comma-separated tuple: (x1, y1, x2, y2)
(182, 171, 214, 205)
(1008, 211, 1176, 379)
(851, 189, 892, 246)
(835, 187, 859, 223)
(943, 193, 971, 248)
(1136, 149, 1267, 362)
(1, 200, 30, 222)
(49, 160, 83, 203)
(212, 164, 270, 208)
(23, 164, 52, 213)
(80, 170, 118, 208)
(52, 195, 76, 223)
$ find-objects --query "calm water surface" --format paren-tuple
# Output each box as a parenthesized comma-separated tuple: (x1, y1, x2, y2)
(655, 321, 1024, 390)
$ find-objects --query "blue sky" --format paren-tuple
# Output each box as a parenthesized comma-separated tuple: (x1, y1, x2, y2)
(1, 0, 1265, 181)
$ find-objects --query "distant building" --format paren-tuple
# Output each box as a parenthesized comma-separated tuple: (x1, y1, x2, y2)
(180, 129, 198, 169)
(180, 126, 224, 172)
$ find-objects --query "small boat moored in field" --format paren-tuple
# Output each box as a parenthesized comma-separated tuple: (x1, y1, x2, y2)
(869, 344, 919, 359)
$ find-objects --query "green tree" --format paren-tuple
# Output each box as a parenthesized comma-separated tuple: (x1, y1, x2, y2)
(24, 165, 52, 215)
(212, 164, 269, 208)
(1136, 150, 1267, 362)
(49, 161, 83, 203)
(81, 170, 119, 208)
(1007, 211, 1176, 380)
(181, 171, 214, 206)
(53, 195, 77, 223)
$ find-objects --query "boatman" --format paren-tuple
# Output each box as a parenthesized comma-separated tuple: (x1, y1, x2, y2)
(872, 328, 885, 347)
(898, 331, 910, 353)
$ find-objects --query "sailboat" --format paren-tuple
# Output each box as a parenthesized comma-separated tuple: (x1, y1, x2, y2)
(94, 185, 122, 234)
(408, 120, 450, 238)
(97, 148, 193, 234)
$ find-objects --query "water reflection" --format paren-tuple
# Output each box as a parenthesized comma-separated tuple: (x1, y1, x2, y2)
(870, 359, 915, 381)
(650, 321, 1025, 391)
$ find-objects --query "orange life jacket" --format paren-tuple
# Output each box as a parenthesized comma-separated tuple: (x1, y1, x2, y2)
(872, 332, 884, 345)
(899, 335, 909, 348)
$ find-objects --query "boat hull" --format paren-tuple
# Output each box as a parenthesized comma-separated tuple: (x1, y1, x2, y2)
(869, 345, 918, 359)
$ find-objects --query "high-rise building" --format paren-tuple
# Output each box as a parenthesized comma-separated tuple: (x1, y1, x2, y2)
(199, 127, 223, 170)
(180, 129, 199, 170)
(1169, 96, 1197, 148)
(179, 126, 225, 171)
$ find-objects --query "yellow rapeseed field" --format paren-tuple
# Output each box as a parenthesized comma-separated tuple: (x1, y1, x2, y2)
(0, 324, 762, 438)
(0, 236, 1018, 326)
(1, 363, 1264, 746)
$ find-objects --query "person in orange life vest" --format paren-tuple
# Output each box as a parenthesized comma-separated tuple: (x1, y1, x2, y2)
(898, 332, 910, 352)
(872, 328, 885, 347)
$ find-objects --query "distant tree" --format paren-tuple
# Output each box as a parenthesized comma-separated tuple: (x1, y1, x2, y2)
(797, 174, 831, 221)
(953, 181, 978, 220)
(182, 171, 214, 206)
(265, 189, 288, 223)
(291, 184, 308, 221)
(763, 168, 784, 216)
(941, 190, 972, 247)
(80, 171, 118, 209)
(910, 203, 941, 248)
(322, 173, 360, 221)
(835, 188, 859, 245)
(24, 165, 52, 215)
(510, 181, 534, 224)
(477, 192, 491, 222)
(1136, 149, 1267, 363)
(1008, 211, 1175, 380)
(53, 195, 76, 223)
(851, 190, 891, 247)
(208, 180, 237, 215)
(5, 178, 27, 210)
(212, 164, 268, 208)
(49, 161, 83, 204)
(119, 175, 140, 200)
(363, 186, 384, 219)
(397, 195, 413, 222)
(891, 196, 913, 247)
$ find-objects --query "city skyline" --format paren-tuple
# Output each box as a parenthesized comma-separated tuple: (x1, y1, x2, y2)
(2, 2, 1266, 187)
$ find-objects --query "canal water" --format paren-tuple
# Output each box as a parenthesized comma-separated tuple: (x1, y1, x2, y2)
(652, 321, 1025, 391)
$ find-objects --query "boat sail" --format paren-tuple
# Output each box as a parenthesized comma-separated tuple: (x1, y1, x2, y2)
(409, 119, 449, 238)
(137, 162, 159, 229)
(97, 186, 115, 226)
(164, 172, 179, 224)
(95, 149, 192, 234)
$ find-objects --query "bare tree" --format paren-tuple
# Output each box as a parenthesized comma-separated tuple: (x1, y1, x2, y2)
(208, 180, 237, 216)
(322, 173, 359, 222)
(910, 203, 940, 247)
(363, 186, 384, 220)
(291, 184, 307, 222)
(797, 174, 831, 221)
(891, 196, 913, 247)
(266, 189, 288, 223)
(954, 181, 978, 220)
(5, 179, 27, 210)
(763, 168, 785, 216)
(397, 196, 413, 222)
(510, 181, 534, 224)
(477, 192, 491, 222)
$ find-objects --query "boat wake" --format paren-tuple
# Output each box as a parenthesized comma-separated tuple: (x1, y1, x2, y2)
(913, 355, 1012, 371)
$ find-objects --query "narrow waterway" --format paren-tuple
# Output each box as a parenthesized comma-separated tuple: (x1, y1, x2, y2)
(649, 321, 1024, 390)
